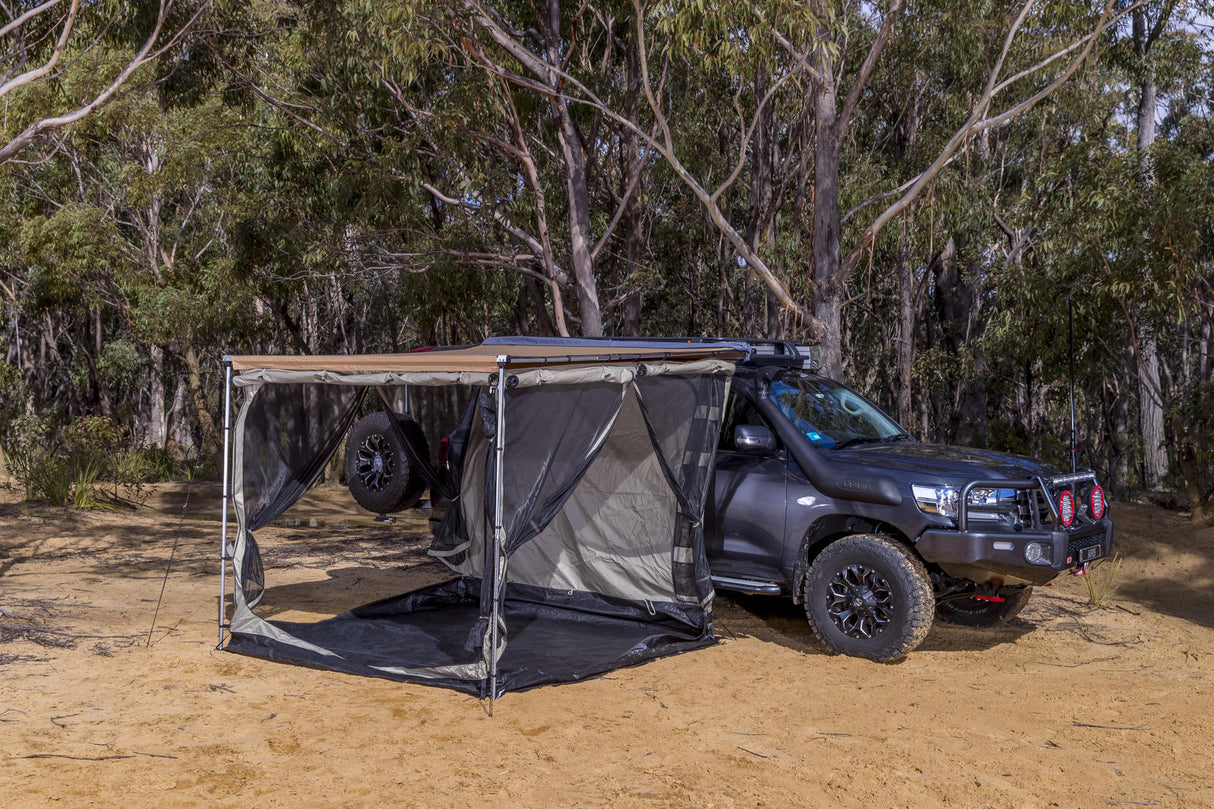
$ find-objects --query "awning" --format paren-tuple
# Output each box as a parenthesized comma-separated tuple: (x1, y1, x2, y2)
(227, 340, 746, 374)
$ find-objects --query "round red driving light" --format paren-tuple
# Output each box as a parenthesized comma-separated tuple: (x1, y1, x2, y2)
(1090, 485, 1106, 520)
(1058, 490, 1075, 527)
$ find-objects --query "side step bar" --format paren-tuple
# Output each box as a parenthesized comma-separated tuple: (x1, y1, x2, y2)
(711, 576, 783, 595)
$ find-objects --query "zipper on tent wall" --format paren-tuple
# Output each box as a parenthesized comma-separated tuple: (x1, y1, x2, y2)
(218, 360, 234, 648)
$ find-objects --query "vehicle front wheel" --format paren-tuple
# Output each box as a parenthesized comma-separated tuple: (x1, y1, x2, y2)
(803, 534, 934, 662)
(936, 586, 1033, 627)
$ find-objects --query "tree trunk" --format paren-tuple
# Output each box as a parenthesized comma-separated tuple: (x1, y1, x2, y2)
(168, 381, 194, 457)
(811, 70, 844, 378)
(1134, 9, 1157, 177)
(147, 345, 168, 449)
(744, 73, 784, 340)
(1200, 287, 1214, 382)
(1102, 372, 1129, 500)
(1177, 444, 1214, 525)
(621, 210, 643, 337)
(1138, 333, 1167, 488)
(619, 98, 646, 338)
(555, 108, 601, 337)
(181, 346, 219, 457)
(895, 246, 915, 427)
(545, 0, 601, 337)
(933, 236, 990, 444)
(1132, 7, 1166, 489)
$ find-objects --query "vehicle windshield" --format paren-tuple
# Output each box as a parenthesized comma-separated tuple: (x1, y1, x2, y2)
(769, 373, 909, 449)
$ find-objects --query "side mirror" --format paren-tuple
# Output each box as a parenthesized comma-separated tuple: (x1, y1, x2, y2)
(735, 424, 777, 452)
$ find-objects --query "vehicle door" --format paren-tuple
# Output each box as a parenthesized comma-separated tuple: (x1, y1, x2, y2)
(705, 391, 789, 580)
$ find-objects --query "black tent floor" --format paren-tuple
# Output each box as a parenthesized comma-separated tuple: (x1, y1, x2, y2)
(226, 592, 713, 695)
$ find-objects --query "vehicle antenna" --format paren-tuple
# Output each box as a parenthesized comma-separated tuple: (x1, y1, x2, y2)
(1069, 294, 1077, 474)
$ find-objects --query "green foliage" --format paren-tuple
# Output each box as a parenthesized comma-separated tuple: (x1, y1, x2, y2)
(62, 416, 122, 460)
(7, 447, 122, 510)
(2, 414, 188, 506)
(97, 340, 145, 391)
(651, 0, 827, 71)
(0, 359, 23, 439)
(3, 416, 69, 504)
(1171, 381, 1214, 521)
(0, 0, 1210, 507)
(8, 449, 75, 506)
(4, 415, 51, 459)
(114, 447, 190, 484)
(70, 457, 110, 511)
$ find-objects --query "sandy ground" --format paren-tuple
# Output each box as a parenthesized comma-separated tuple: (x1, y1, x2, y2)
(1, 481, 1212, 808)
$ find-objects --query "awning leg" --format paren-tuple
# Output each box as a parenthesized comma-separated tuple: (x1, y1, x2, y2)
(488, 359, 507, 704)
(218, 362, 233, 648)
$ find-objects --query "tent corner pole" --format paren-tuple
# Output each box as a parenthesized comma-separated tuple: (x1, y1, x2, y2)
(218, 360, 233, 649)
(488, 357, 507, 705)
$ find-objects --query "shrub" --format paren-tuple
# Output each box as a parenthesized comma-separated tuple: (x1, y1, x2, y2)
(1083, 553, 1123, 608)
(4, 412, 204, 507)
(70, 456, 109, 510)
(9, 448, 73, 506)
(62, 415, 120, 460)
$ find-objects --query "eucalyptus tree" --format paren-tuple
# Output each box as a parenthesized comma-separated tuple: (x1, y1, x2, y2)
(1, 61, 252, 455)
(1122, 0, 1190, 487)
(0, 0, 210, 165)
(212, 0, 675, 339)
(479, 0, 1150, 376)
(842, 1, 1119, 441)
(924, 0, 1214, 506)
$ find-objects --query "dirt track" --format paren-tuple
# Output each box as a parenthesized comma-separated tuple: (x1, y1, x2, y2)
(1, 484, 1212, 808)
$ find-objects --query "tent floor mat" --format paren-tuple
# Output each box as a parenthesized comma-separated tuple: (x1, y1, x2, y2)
(226, 592, 713, 695)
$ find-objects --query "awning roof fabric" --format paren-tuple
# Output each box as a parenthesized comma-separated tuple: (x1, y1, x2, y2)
(227, 341, 745, 374)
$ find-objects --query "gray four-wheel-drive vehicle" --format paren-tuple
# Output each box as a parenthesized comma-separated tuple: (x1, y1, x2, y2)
(342, 338, 1114, 662)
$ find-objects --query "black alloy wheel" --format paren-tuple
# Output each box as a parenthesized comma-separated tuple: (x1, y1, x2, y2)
(354, 432, 397, 493)
(824, 563, 895, 640)
(804, 534, 934, 662)
(344, 412, 429, 514)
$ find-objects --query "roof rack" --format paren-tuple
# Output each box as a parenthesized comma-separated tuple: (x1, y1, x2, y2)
(740, 341, 824, 371)
(482, 336, 823, 372)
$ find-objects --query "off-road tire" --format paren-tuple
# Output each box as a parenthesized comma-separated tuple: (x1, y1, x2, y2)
(344, 412, 429, 514)
(803, 534, 934, 662)
(936, 586, 1033, 627)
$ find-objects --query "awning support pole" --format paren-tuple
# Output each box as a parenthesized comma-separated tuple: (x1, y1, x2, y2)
(488, 357, 507, 707)
(218, 361, 233, 648)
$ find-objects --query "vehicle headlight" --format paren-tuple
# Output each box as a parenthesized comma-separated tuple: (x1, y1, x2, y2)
(913, 485, 1021, 524)
(912, 484, 959, 518)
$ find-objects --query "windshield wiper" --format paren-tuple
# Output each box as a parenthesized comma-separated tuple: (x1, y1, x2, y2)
(833, 433, 913, 450)
(832, 436, 885, 450)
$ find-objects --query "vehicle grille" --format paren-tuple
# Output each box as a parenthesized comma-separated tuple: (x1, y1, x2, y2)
(1067, 535, 1103, 558)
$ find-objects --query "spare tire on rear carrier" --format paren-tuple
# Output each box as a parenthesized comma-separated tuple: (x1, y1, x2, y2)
(344, 411, 430, 514)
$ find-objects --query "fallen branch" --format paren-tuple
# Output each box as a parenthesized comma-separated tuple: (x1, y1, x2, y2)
(1037, 656, 1118, 668)
(1073, 721, 1147, 731)
(737, 746, 770, 759)
(13, 753, 136, 761)
(50, 714, 78, 728)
